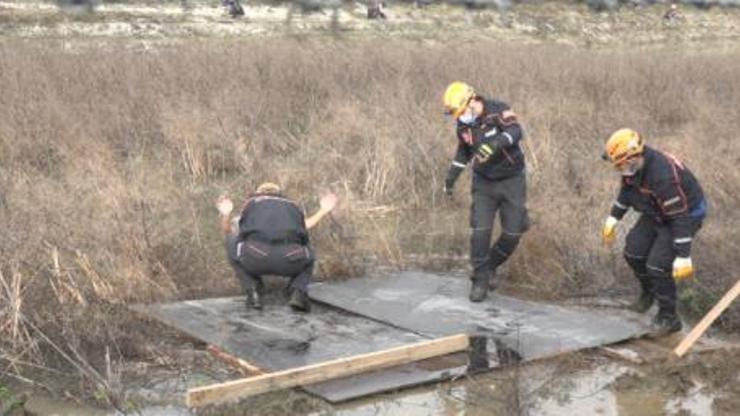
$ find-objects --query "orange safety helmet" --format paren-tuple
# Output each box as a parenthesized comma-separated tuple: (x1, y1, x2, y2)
(603, 128, 645, 168)
(443, 81, 476, 119)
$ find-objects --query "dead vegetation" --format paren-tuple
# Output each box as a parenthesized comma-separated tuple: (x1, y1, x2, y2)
(1, 38, 739, 403)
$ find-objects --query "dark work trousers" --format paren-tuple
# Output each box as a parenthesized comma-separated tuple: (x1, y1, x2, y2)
(226, 235, 314, 294)
(470, 173, 529, 284)
(624, 215, 702, 317)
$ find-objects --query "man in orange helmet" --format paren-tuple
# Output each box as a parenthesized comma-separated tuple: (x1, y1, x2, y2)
(442, 81, 529, 302)
(601, 129, 707, 335)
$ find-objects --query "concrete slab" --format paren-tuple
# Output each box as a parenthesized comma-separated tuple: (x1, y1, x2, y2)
(309, 271, 650, 361)
(134, 271, 650, 403)
(132, 297, 471, 402)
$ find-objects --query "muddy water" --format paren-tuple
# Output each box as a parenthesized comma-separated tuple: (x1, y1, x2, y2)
(327, 358, 725, 416)
(101, 352, 730, 415)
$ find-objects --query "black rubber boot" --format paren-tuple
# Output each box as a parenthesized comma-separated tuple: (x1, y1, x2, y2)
(488, 265, 500, 291)
(469, 280, 488, 303)
(289, 289, 311, 313)
(648, 312, 682, 337)
(628, 290, 655, 313)
(245, 288, 263, 310)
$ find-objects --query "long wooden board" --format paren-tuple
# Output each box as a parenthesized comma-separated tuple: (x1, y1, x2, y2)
(673, 278, 740, 358)
(186, 333, 470, 408)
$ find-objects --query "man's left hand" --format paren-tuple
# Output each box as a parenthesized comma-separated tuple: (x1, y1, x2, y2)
(673, 257, 694, 281)
(475, 143, 496, 160)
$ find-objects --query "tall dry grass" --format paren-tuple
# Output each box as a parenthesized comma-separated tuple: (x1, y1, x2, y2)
(1, 39, 739, 392)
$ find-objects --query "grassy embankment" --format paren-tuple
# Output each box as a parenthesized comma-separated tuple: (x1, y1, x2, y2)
(1, 38, 739, 403)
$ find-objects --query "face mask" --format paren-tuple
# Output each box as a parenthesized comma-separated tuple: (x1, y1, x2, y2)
(458, 108, 477, 125)
(617, 158, 641, 177)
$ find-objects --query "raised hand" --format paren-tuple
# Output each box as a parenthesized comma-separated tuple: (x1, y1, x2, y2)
(319, 192, 338, 213)
(216, 194, 234, 216)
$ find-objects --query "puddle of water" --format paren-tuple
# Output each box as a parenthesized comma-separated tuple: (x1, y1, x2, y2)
(527, 363, 633, 416)
(664, 382, 717, 416)
(319, 359, 726, 416)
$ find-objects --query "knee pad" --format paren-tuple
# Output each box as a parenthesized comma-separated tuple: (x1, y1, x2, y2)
(624, 253, 647, 275)
(495, 233, 521, 254)
(491, 233, 521, 266)
(646, 263, 670, 279)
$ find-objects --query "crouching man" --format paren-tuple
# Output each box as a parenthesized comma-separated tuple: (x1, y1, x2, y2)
(216, 183, 338, 312)
(601, 129, 707, 335)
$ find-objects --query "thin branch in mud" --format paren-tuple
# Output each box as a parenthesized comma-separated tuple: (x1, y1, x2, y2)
(22, 316, 129, 413)
(3, 370, 54, 394)
(0, 353, 66, 376)
(0, 267, 36, 353)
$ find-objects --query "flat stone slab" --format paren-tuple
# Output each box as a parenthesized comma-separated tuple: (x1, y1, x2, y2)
(309, 271, 650, 361)
(132, 297, 470, 403)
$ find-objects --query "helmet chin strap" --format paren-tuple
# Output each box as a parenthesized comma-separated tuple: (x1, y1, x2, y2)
(616, 155, 644, 176)
(618, 162, 639, 177)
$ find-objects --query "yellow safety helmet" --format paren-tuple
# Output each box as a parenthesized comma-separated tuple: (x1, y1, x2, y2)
(603, 128, 644, 167)
(443, 81, 476, 119)
(256, 182, 281, 194)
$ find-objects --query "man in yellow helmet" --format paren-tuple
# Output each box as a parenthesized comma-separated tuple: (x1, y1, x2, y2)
(216, 183, 338, 312)
(442, 81, 529, 302)
(601, 129, 707, 335)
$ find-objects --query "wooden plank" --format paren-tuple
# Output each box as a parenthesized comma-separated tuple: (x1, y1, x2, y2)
(186, 333, 470, 408)
(206, 345, 264, 376)
(600, 346, 644, 364)
(673, 278, 740, 358)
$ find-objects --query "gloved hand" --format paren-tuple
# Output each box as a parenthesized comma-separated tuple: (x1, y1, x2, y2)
(475, 143, 495, 160)
(443, 183, 454, 196)
(602, 216, 619, 247)
(443, 178, 456, 196)
(673, 257, 694, 281)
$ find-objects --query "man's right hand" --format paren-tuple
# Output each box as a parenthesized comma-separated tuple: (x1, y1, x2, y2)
(602, 216, 619, 247)
(443, 180, 455, 196)
(217, 194, 234, 216)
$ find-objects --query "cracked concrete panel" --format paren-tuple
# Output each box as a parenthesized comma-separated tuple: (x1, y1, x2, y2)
(309, 271, 650, 361)
(132, 297, 470, 402)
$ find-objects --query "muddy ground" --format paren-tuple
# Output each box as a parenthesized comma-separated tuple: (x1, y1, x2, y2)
(1, 1, 739, 415)
(3, 324, 740, 415)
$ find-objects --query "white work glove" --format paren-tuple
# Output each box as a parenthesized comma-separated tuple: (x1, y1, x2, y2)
(216, 194, 234, 216)
(602, 216, 619, 247)
(673, 257, 694, 281)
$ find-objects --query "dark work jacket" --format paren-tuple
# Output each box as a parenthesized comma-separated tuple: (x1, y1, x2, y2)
(610, 146, 706, 257)
(445, 99, 525, 186)
(237, 193, 308, 245)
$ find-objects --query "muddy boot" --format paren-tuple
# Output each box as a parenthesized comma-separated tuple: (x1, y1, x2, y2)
(648, 312, 682, 337)
(488, 267, 500, 291)
(469, 280, 488, 303)
(628, 290, 654, 313)
(245, 288, 263, 310)
(244, 281, 264, 310)
(289, 289, 311, 313)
